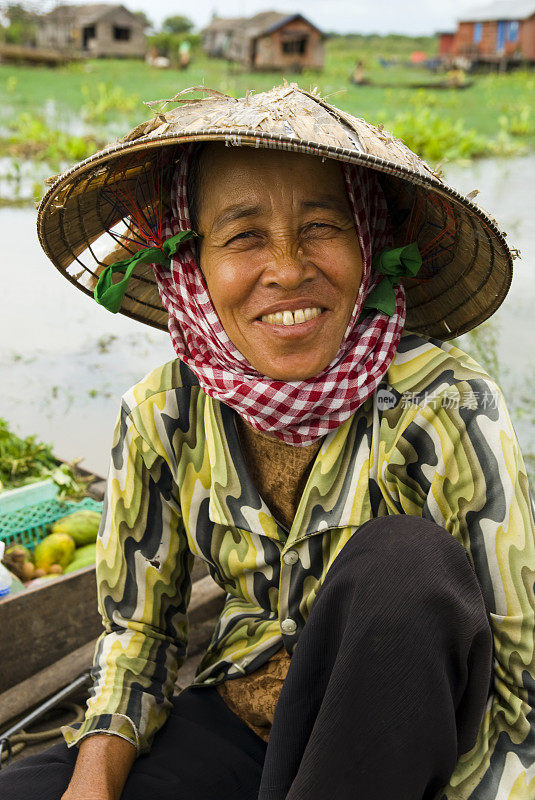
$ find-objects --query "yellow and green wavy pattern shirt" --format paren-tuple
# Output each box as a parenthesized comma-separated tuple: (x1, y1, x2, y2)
(62, 330, 535, 799)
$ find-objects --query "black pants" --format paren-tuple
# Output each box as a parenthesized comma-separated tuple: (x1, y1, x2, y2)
(0, 517, 493, 800)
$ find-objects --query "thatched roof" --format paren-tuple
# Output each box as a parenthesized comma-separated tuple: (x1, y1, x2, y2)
(204, 16, 248, 32)
(459, 1, 535, 21)
(42, 3, 144, 27)
(203, 11, 324, 39)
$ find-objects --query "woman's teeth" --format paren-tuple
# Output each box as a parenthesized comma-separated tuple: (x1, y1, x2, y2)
(261, 307, 323, 326)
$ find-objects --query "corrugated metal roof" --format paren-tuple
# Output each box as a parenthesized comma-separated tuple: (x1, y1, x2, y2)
(458, 1, 535, 21)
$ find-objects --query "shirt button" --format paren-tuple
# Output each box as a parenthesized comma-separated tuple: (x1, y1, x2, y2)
(283, 550, 299, 565)
(281, 618, 297, 635)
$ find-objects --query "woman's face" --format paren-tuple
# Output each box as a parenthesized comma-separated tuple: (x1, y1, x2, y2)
(196, 145, 363, 381)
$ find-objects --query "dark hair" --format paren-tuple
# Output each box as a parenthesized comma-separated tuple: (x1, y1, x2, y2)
(186, 144, 205, 234)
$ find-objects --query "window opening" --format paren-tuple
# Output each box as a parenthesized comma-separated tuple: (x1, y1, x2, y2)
(282, 37, 308, 55)
(507, 21, 519, 42)
(113, 26, 131, 41)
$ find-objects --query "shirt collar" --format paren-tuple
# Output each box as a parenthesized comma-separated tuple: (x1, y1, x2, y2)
(204, 394, 375, 541)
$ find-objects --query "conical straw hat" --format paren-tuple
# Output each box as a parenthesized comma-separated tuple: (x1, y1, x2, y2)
(37, 84, 513, 339)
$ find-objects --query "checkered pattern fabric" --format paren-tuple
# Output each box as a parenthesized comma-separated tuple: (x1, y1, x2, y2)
(151, 144, 405, 446)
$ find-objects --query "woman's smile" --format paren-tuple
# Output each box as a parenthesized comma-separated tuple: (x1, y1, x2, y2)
(259, 306, 324, 326)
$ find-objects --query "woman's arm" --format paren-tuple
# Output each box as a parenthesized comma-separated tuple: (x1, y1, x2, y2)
(61, 402, 194, 768)
(61, 735, 136, 800)
(384, 377, 535, 799)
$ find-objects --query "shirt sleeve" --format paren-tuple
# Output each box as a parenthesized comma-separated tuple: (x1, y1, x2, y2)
(384, 377, 535, 799)
(61, 403, 194, 756)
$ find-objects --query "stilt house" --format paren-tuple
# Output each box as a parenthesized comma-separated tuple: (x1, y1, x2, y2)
(452, 1, 535, 61)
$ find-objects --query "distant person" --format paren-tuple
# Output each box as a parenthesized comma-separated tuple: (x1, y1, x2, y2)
(350, 59, 369, 85)
(179, 40, 191, 70)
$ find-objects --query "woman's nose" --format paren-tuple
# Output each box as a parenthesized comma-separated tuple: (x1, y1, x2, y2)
(261, 244, 314, 289)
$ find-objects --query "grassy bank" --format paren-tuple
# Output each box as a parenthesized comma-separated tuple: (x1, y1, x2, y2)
(0, 36, 534, 202)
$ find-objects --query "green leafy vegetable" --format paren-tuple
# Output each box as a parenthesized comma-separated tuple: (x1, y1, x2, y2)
(0, 418, 92, 499)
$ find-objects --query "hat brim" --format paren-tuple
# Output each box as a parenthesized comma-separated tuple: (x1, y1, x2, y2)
(37, 88, 513, 339)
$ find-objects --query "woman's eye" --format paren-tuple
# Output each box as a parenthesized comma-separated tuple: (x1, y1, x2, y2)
(226, 231, 258, 245)
(303, 222, 338, 236)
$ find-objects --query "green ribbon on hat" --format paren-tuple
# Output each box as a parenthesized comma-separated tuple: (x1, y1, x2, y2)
(94, 230, 196, 313)
(360, 241, 422, 319)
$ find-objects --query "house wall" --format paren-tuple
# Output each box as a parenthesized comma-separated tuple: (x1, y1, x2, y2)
(454, 21, 474, 53)
(37, 8, 145, 56)
(226, 28, 252, 63)
(204, 16, 325, 69)
(454, 21, 497, 55)
(254, 20, 324, 70)
(520, 15, 535, 59)
(454, 17, 532, 58)
(36, 20, 75, 49)
(84, 10, 145, 57)
(438, 33, 454, 55)
(203, 30, 232, 57)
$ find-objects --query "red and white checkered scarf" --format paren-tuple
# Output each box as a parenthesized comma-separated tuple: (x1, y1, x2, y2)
(152, 145, 405, 446)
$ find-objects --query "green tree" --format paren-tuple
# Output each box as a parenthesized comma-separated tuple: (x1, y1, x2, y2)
(162, 15, 193, 34)
(133, 10, 152, 30)
(2, 3, 37, 45)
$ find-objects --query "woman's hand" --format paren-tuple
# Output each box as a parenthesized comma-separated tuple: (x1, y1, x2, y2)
(60, 733, 136, 800)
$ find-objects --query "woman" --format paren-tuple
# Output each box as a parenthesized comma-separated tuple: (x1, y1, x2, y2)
(3, 85, 534, 800)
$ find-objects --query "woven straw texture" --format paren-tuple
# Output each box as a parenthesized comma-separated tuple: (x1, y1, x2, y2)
(37, 84, 513, 339)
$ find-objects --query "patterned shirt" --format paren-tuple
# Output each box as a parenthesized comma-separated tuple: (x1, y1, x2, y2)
(62, 330, 535, 799)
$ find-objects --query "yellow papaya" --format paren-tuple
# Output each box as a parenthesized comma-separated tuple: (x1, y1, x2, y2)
(34, 532, 75, 572)
(51, 510, 101, 547)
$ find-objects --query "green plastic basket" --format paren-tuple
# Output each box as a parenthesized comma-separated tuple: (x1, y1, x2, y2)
(0, 480, 103, 551)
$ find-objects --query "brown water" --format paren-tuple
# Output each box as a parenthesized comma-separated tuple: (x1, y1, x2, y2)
(1, 155, 533, 477)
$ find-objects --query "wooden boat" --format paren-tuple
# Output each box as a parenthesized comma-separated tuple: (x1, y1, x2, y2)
(0, 470, 224, 754)
(0, 44, 79, 67)
(350, 78, 474, 90)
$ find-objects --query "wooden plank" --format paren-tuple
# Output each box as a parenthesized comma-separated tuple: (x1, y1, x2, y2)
(0, 641, 95, 730)
(0, 566, 101, 693)
(0, 558, 210, 694)
(0, 570, 224, 728)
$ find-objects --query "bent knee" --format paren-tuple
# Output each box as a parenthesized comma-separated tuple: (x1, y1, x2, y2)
(327, 515, 477, 598)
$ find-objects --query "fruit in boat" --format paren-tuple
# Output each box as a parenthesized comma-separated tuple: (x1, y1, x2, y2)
(6, 544, 33, 563)
(63, 543, 97, 574)
(21, 561, 35, 581)
(2, 545, 33, 580)
(33, 568, 46, 578)
(51, 510, 101, 546)
(34, 533, 75, 572)
(48, 564, 63, 574)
